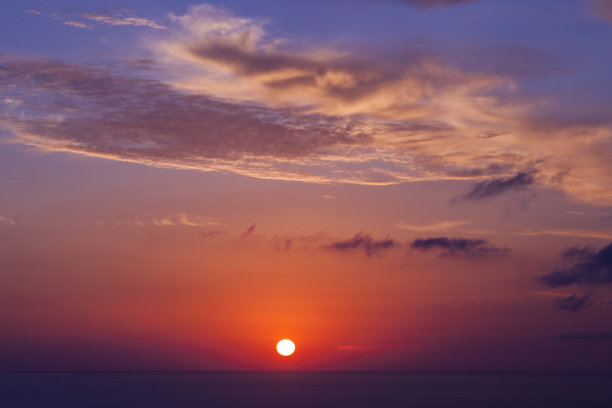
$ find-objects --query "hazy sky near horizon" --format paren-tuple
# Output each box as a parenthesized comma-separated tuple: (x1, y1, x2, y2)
(1, 0, 612, 371)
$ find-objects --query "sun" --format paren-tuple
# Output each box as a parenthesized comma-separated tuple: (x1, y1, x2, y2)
(276, 339, 295, 356)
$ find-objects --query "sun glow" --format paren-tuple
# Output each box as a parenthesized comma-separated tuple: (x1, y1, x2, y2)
(276, 339, 295, 356)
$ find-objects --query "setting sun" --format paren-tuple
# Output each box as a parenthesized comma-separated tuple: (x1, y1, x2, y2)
(276, 339, 295, 356)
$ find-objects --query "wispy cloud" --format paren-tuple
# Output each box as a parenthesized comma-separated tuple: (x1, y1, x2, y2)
(239, 224, 256, 239)
(151, 213, 223, 227)
(94, 213, 224, 228)
(199, 230, 224, 239)
(538, 243, 612, 287)
(410, 237, 509, 258)
(515, 229, 612, 241)
(159, 4, 508, 121)
(4, 3, 612, 205)
(269, 232, 329, 251)
(28, 8, 165, 30)
(397, 220, 470, 232)
(81, 11, 165, 29)
(0, 216, 16, 226)
(326, 233, 396, 257)
(514, 229, 612, 240)
(63, 21, 90, 29)
(1, 58, 380, 184)
(457, 172, 536, 201)
(556, 293, 592, 312)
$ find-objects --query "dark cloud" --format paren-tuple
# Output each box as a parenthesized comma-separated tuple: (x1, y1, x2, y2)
(556, 294, 592, 312)
(458, 172, 535, 201)
(326, 233, 396, 257)
(199, 230, 223, 239)
(239, 224, 256, 239)
(390, 0, 481, 8)
(553, 331, 612, 340)
(410, 237, 509, 258)
(562, 246, 596, 261)
(539, 243, 612, 287)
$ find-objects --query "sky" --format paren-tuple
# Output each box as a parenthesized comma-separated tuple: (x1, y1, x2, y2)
(1, 0, 612, 372)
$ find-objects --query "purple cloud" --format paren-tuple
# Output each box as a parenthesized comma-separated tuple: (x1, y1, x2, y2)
(539, 243, 612, 287)
(410, 237, 509, 258)
(326, 233, 396, 257)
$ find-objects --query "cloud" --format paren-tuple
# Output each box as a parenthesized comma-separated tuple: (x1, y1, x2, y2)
(81, 11, 166, 29)
(590, 0, 612, 21)
(562, 246, 596, 260)
(1, 57, 383, 184)
(152, 6, 612, 204)
(397, 220, 470, 232)
(538, 243, 612, 287)
(389, 0, 481, 8)
(515, 230, 612, 241)
(93, 213, 223, 227)
(556, 293, 592, 312)
(269, 232, 329, 251)
(29, 8, 165, 30)
(553, 331, 612, 340)
(63, 21, 90, 29)
(410, 237, 509, 258)
(326, 233, 396, 257)
(239, 224, 256, 239)
(199, 230, 224, 239)
(159, 4, 508, 121)
(0, 216, 16, 226)
(3, 3, 612, 204)
(151, 213, 223, 227)
(458, 172, 535, 201)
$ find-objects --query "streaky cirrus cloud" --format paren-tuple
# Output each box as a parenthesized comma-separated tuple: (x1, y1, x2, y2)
(410, 237, 509, 258)
(81, 11, 166, 29)
(397, 220, 470, 232)
(325, 232, 396, 257)
(515, 229, 612, 241)
(63, 21, 90, 29)
(93, 213, 225, 227)
(28, 8, 166, 30)
(457, 172, 535, 201)
(539, 243, 612, 287)
(556, 293, 592, 312)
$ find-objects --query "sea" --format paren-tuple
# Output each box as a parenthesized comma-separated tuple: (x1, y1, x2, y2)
(2, 371, 612, 407)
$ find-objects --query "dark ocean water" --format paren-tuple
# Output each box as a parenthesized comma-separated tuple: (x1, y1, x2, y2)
(1, 371, 612, 408)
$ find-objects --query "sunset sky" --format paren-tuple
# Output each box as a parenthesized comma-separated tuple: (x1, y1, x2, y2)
(1, 0, 612, 372)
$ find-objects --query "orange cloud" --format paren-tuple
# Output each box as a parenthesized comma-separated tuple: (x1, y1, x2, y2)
(2, 4, 612, 205)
